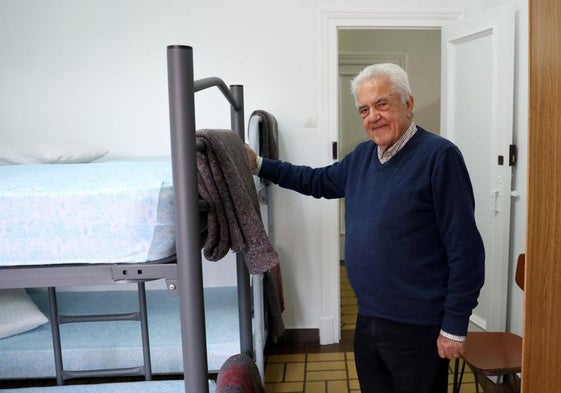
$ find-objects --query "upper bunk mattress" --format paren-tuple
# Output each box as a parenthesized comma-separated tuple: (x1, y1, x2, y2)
(0, 160, 175, 266)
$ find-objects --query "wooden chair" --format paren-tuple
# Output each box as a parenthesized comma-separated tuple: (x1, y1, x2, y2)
(452, 253, 525, 393)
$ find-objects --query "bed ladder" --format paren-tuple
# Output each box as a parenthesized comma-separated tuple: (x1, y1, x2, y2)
(47, 283, 153, 385)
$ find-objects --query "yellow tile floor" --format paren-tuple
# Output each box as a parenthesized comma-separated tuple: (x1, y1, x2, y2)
(264, 352, 478, 393)
(262, 265, 480, 393)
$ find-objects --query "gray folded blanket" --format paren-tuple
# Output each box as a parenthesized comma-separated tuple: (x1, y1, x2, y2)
(216, 353, 265, 393)
(196, 129, 278, 274)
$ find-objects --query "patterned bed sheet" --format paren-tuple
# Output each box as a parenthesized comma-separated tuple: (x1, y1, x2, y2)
(0, 159, 175, 266)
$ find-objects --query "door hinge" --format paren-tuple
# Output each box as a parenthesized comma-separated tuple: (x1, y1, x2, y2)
(509, 144, 517, 166)
(332, 141, 338, 160)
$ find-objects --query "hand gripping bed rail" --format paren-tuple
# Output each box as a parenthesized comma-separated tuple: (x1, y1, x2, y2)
(167, 44, 253, 393)
(48, 283, 152, 385)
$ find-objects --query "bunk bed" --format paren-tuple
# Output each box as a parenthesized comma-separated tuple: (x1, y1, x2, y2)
(0, 45, 272, 393)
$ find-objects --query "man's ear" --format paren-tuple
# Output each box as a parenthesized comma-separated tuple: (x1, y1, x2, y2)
(406, 95, 415, 118)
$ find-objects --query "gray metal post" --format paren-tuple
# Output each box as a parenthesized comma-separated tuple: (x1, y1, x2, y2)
(167, 45, 209, 393)
(230, 85, 245, 136)
(47, 287, 64, 386)
(137, 282, 152, 380)
(230, 85, 253, 358)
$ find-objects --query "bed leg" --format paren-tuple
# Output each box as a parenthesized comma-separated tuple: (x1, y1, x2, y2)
(237, 255, 253, 357)
(47, 287, 64, 386)
(230, 82, 254, 359)
(252, 274, 266, 382)
(168, 44, 210, 393)
(137, 282, 153, 380)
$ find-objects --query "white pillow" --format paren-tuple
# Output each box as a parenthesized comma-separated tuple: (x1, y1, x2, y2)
(0, 141, 108, 165)
(0, 289, 49, 339)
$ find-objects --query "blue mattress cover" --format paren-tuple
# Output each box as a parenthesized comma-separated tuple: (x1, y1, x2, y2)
(0, 287, 240, 379)
(0, 380, 216, 393)
(0, 160, 175, 266)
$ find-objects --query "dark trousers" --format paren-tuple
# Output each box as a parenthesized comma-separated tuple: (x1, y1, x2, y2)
(354, 314, 449, 393)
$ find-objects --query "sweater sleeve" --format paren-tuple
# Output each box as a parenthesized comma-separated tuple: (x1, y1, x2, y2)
(432, 147, 485, 336)
(259, 158, 346, 199)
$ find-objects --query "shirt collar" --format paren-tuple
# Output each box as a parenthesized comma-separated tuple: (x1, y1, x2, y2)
(377, 122, 417, 164)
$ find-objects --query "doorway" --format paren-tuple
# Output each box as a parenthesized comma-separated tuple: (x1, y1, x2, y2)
(337, 28, 442, 263)
(318, 7, 515, 345)
(336, 29, 442, 334)
(317, 8, 464, 344)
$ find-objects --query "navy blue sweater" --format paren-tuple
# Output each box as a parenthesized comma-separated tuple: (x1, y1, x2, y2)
(259, 128, 484, 336)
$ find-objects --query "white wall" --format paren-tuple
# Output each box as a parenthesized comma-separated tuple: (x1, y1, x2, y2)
(0, 0, 527, 334)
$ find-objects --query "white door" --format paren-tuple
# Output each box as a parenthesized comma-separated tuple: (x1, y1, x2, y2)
(440, 5, 515, 331)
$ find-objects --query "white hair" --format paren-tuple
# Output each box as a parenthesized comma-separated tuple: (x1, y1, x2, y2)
(350, 63, 412, 107)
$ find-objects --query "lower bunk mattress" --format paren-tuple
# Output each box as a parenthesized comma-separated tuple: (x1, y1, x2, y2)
(0, 286, 240, 380)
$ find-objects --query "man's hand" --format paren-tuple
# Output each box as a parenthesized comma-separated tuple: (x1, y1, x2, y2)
(437, 334, 465, 360)
(244, 144, 258, 172)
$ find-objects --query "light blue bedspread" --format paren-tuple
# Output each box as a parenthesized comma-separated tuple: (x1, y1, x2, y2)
(0, 287, 240, 379)
(1, 380, 216, 393)
(0, 160, 175, 266)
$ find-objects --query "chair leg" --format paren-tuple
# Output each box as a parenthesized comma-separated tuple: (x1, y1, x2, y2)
(504, 374, 521, 393)
(473, 371, 499, 393)
(480, 374, 519, 393)
(469, 367, 481, 393)
(494, 375, 502, 393)
(453, 358, 467, 393)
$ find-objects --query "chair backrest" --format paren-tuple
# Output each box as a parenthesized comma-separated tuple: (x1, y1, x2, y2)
(515, 253, 525, 291)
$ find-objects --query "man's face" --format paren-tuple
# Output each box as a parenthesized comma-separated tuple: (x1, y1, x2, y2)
(356, 77, 414, 149)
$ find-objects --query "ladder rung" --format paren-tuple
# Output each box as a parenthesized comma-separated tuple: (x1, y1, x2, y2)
(58, 312, 140, 324)
(62, 366, 146, 380)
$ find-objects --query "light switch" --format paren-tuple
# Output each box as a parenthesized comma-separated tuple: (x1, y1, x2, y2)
(304, 113, 318, 128)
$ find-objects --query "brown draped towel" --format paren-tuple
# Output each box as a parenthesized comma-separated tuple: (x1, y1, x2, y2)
(249, 110, 278, 187)
(216, 353, 265, 393)
(248, 111, 285, 339)
(196, 129, 278, 274)
(265, 268, 285, 341)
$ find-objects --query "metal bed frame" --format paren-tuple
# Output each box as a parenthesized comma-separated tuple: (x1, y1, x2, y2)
(0, 44, 255, 393)
(167, 44, 253, 393)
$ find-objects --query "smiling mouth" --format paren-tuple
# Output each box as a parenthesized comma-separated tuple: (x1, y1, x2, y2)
(372, 123, 389, 131)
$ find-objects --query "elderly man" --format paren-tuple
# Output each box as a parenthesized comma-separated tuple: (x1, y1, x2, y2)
(246, 63, 484, 393)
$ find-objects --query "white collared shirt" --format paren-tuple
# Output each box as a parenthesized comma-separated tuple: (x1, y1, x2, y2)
(377, 122, 417, 164)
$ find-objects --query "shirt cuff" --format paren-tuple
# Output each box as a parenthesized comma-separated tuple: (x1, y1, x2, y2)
(253, 156, 263, 176)
(440, 329, 466, 342)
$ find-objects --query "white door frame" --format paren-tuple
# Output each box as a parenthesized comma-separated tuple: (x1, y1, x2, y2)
(318, 8, 465, 345)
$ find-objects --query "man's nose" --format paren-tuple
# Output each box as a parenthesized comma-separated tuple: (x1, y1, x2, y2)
(366, 107, 381, 121)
